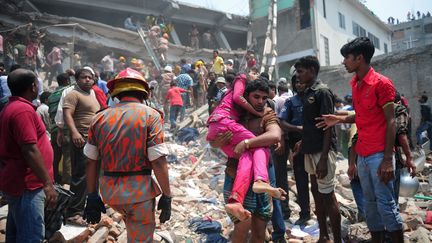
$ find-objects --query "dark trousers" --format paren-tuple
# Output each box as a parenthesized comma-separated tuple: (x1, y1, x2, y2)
(272, 139, 291, 218)
(269, 161, 286, 240)
(169, 105, 182, 129)
(293, 152, 310, 218)
(66, 144, 87, 217)
(47, 63, 64, 86)
(180, 93, 189, 122)
(51, 130, 72, 185)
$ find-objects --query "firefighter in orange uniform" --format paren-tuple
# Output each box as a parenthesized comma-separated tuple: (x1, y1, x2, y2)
(83, 68, 171, 242)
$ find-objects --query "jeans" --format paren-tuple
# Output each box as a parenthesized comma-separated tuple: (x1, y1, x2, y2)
(416, 121, 432, 149)
(5, 188, 45, 242)
(169, 105, 182, 129)
(350, 177, 365, 219)
(292, 152, 310, 218)
(393, 167, 401, 205)
(269, 161, 286, 241)
(357, 152, 403, 231)
(66, 144, 87, 218)
(272, 139, 291, 219)
(180, 93, 189, 122)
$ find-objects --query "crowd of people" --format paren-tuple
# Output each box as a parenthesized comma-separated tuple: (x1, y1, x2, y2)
(387, 10, 432, 25)
(0, 31, 426, 242)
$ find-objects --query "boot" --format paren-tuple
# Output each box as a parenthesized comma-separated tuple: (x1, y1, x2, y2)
(370, 231, 385, 243)
(389, 229, 404, 243)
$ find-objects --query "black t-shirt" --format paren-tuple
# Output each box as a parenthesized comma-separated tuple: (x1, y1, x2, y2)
(301, 80, 337, 154)
(207, 80, 218, 101)
(420, 103, 432, 122)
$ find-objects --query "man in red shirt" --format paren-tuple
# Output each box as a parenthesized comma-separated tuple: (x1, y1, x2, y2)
(319, 37, 403, 242)
(165, 80, 187, 130)
(0, 68, 57, 242)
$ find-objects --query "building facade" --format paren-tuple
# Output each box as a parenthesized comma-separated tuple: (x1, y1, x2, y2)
(391, 16, 432, 52)
(250, 0, 392, 77)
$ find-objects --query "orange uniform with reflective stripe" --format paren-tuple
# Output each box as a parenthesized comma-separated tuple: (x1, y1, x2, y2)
(87, 98, 164, 205)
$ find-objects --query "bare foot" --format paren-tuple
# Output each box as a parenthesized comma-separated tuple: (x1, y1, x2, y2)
(225, 203, 252, 221)
(252, 180, 287, 200)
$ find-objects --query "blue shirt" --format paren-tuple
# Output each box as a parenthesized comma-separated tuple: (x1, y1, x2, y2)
(280, 94, 304, 148)
(0, 75, 11, 99)
(279, 94, 303, 126)
(181, 64, 191, 74)
(176, 74, 193, 90)
(98, 79, 109, 94)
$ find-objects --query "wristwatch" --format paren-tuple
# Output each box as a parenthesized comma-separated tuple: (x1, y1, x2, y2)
(244, 139, 250, 149)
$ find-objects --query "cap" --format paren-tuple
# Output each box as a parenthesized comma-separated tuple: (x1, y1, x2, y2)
(216, 77, 226, 84)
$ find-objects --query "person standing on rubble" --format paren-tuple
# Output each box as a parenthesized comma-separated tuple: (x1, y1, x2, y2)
(279, 74, 311, 225)
(212, 50, 225, 77)
(63, 68, 100, 225)
(207, 68, 286, 222)
(83, 68, 171, 242)
(189, 24, 200, 49)
(318, 37, 404, 242)
(46, 46, 63, 87)
(158, 33, 169, 61)
(293, 56, 341, 242)
(0, 68, 57, 242)
(210, 78, 283, 242)
(176, 69, 195, 121)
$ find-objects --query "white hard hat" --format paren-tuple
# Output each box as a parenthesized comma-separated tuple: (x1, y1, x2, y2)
(164, 65, 172, 72)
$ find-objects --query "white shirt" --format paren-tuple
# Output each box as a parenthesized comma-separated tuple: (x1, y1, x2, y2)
(273, 91, 293, 117)
(101, 55, 114, 72)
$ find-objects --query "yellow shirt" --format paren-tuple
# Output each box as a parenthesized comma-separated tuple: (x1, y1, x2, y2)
(213, 56, 224, 75)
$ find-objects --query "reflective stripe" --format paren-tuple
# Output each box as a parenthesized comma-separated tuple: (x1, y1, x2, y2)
(148, 143, 169, 161)
(83, 143, 99, 160)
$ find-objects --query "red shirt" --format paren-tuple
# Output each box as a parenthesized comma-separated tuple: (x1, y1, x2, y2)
(351, 67, 395, 157)
(166, 87, 186, 106)
(0, 97, 54, 196)
(92, 85, 108, 109)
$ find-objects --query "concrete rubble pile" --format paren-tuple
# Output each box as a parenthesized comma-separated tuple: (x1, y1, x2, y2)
(1, 113, 432, 242)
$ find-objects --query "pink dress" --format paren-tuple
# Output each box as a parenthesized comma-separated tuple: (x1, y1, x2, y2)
(207, 74, 269, 204)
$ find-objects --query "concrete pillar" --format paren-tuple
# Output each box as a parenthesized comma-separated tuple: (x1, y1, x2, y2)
(170, 27, 182, 46)
(215, 30, 231, 51)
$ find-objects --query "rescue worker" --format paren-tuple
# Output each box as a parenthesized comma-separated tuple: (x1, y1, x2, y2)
(158, 33, 169, 61)
(83, 68, 172, 242)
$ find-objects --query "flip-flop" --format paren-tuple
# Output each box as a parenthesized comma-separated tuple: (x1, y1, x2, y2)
(66, 215, 88, 227)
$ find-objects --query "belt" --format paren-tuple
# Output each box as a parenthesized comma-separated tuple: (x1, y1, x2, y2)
(103, 169, 152, 177)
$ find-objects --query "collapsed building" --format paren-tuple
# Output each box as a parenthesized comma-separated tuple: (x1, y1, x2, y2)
(0, 0, 250, 70)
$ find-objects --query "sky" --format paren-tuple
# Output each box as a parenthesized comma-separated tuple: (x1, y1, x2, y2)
(178, 0, 432, 23)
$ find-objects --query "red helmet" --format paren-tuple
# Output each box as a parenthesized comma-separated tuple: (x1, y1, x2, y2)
(107, 68, 149, 97)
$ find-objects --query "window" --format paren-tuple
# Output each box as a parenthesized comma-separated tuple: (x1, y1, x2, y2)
(338, 12, 345, 29)
(384, 43, 388, 54)
(323, 0, 326, 18)
(368, 32, 380, 49)
(425, 23, 432, 33)
(352, 21, 366, 37)
(322, 35, 330, 66)
(300, 0, 311, 29)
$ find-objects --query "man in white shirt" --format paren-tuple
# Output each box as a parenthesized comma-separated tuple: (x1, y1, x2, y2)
(273, 78, 293, 117)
